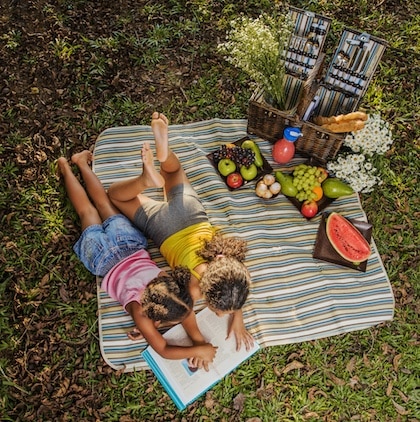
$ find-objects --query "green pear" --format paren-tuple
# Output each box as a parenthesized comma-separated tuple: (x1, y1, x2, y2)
(322, 178, 354, 198)
(241, 139, 264, 168)
(275, 171, 298, 197)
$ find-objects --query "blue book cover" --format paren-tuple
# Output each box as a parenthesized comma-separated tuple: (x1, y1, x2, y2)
(142, 307, 260, 410)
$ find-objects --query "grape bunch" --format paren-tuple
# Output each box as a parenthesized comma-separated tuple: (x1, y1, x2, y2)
(212, 144, 255, 167)
(292, 164, 326, 202)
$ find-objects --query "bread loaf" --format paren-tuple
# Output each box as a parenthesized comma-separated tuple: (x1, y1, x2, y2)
(322, 119, 365, 133)
(313, 111, 368, 126)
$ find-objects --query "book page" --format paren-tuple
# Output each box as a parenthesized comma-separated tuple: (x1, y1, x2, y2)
(196, 309, 260, 377)
(142, 307, 260, 408)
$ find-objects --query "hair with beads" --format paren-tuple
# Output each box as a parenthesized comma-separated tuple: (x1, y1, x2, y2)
(141, 267, 193, 322)
(198, 234, 250, 311)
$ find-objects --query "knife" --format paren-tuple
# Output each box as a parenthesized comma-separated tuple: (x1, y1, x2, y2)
(353, 46, 366, 72)
(357, 47, 370, 74)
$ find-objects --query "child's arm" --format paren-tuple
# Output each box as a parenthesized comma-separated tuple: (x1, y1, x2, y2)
(126, 302, 217, 370)
(180, 309, 207, 344)
(227, 309, 254, 352)
(180, 310, 212, 369)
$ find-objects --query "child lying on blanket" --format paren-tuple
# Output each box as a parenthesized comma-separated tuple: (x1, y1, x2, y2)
(108, 112, 254, 352)
(57, 152, 217, 370)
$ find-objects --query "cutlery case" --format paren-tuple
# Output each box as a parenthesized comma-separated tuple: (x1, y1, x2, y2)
(247, 8, 388, 163)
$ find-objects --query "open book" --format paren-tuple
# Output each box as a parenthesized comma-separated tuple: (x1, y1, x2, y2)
(142, 307, 260, 410)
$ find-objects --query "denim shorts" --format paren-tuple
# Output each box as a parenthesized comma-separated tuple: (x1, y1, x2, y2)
(73, 214, 148, 277)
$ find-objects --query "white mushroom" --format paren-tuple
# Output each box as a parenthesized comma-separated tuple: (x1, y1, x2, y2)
(263, 174, 276, 186)
(269, 182, 281, 195)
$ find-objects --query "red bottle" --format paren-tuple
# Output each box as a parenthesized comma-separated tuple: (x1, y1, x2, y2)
(272, 127, 303, 164)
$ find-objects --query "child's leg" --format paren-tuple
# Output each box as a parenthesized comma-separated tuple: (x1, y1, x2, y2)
(57, 157, 102, 231)
(151, 112, 189, 195)
(107, 142, 165, 221)
(71, 150, 119, 222)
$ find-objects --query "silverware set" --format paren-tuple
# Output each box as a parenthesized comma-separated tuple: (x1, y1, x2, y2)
(327, 33, 373, 94)
(286, 20, 328, 77)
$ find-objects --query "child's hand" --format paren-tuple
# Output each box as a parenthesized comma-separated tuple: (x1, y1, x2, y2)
(127, 327, 144, 341)
(227, 312, 254, 351)
(188, 343, 218, 371)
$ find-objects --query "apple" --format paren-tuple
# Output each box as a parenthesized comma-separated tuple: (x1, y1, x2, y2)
(317, 167, 329, 183)
(226, 172, 243, 189)
(301, 200, 318, 218)
(240, 163, 258, 181)
(218, 158, 236, 176)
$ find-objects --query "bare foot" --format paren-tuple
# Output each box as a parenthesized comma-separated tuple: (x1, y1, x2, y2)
(151, 111, 169, 162)
(141, 142, 165, 188)
(71, 150, 93, 166)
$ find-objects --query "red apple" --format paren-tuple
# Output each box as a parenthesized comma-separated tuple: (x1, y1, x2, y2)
(301, 200, 318, 218)
(317, 167, 329, 183)
(226, 172, 244, 189)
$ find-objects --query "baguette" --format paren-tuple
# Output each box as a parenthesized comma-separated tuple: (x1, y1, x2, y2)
(322, 119, 365, 133)
(314, 111, 368, 126)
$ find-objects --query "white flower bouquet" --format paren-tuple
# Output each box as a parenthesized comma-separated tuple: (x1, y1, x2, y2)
(327, 114, 394, 193)
(217, 13, 293, 111)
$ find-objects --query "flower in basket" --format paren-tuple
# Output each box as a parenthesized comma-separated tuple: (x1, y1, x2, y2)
(217, 12, 293, 111)
(326, 114, 394, 193)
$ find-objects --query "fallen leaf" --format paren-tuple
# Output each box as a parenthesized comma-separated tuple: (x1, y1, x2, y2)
(326, 371, 346, 386)
(386, 381, 393, 396)
(283, 360, 304, 374)
(349, 376, 360, 389)
(233, 392, 245, 411)
(59, 284, 70, 302)
(363, 353, 371, 367)
(303, 411, 319, 419)
(397, 388, 409, 403)
(53, 378, 70, 398)
(346, 356, 357, 373)
(393, 354, 402, 371)
(308, 387, 328, 401)
(392, 399, 409, 415)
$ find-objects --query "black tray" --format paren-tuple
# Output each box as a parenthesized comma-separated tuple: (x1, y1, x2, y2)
(207, 137, 273, 190)
(313, 212, 372, 272)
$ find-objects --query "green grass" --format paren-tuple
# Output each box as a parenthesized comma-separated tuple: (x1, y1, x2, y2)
(1, 0, 419, 420)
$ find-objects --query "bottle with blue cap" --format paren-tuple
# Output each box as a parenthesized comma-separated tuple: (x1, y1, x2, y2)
(272, 127, 303, 164)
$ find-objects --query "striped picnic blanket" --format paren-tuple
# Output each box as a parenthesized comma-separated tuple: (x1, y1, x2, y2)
(93, 119, 394, 372)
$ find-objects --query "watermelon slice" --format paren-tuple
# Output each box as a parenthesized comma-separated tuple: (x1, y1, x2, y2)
(326, 212, 371, 265)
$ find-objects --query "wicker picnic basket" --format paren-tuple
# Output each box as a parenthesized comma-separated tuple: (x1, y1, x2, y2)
(247, 8, 388, 163)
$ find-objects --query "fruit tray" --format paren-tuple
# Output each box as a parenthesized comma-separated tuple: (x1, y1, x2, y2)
(207, 137, 272, 190)
(276, 161, 350, 219)
(313, 213, 372, 272)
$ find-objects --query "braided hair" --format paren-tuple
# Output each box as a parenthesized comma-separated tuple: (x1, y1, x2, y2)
(198, 234, 250, 311)
(141, 267, 193, 322)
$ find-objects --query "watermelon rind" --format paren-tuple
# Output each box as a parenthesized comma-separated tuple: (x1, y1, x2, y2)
(326, 212, 371, 264)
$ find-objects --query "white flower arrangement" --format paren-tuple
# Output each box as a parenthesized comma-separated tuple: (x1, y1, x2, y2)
(327, 114, 394, 193)
(217, 13, 293, 110)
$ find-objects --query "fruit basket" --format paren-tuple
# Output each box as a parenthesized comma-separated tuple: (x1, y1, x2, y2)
(207, 137, 273, 190)
(313, 212, 372, 272)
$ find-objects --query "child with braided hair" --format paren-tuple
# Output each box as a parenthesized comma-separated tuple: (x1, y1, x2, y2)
(57, 151, 217, 369)
(108, 112, 254, 353)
